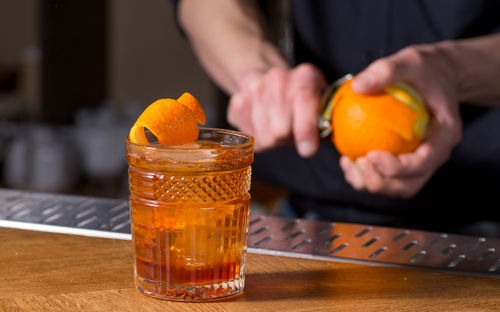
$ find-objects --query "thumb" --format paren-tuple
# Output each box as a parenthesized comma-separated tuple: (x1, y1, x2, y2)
(351, 71, 377, 94)
(351, 52, 413, 94)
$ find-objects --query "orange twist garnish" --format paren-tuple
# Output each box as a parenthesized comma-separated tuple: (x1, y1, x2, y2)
(129, 93, 206, 146)
(177, 92, 206, 125)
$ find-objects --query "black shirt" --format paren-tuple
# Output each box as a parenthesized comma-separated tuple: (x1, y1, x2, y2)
(253, 0, 500, 232)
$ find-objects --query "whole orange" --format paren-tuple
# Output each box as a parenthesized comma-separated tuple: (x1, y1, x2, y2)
(331, 80, 429, 160)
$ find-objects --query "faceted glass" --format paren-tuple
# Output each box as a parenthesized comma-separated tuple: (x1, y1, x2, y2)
(126, 128, 254, 301)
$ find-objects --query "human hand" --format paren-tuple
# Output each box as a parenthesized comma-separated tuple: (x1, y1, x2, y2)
(339, 43, 463, 198)
(227, 63, 328, 158)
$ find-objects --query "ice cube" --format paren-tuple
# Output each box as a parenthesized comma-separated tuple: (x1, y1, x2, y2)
(162, 140, 223, 162)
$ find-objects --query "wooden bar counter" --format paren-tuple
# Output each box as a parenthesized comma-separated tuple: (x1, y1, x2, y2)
(1, 227, 500, 311)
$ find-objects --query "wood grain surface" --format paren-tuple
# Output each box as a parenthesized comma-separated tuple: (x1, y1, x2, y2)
(1, 227, 500, 311)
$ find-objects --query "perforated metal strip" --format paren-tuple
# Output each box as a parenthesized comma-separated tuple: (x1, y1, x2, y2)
(1, 189, 499, 278)
(247, 215, 500, 278)
(0, 189, 130, 233)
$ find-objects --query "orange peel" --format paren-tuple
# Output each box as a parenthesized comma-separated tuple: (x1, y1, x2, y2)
(177, 92, 206, 125)
(129, 96, 202, 146)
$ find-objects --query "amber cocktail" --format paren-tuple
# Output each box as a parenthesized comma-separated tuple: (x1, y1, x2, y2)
(126, 128, 254, 301)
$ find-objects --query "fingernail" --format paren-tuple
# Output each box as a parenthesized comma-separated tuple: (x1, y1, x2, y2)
(358, 162, 368, 175)
(366, 152, 382, 171)
(352, 74, 374, 92)
(370, 159, 381, 171)
(350, 166, 364, 188)
(248, 76, 263, 91)
(298, 141, 315, 158)
(341, 158, 352, 174)
(230, 93, 243, 107)
(357, 158, 370, 176)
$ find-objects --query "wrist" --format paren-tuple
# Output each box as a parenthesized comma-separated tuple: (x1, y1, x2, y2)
(434, 40, 461, 92)
(436, 34, 500, 105)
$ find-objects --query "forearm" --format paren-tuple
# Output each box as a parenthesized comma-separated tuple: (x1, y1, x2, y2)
(178, 0, 289, 94)
(438, 33, 500, 106)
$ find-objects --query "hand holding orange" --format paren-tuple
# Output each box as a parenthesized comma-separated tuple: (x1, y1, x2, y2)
(331, 79, 430, 160)
(129, 92, 206, 146)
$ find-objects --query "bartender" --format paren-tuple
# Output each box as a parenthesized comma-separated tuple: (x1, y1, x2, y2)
(171, 0, 500, 236)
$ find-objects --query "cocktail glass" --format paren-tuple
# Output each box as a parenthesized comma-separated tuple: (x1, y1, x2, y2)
(126, 128, 254, 301)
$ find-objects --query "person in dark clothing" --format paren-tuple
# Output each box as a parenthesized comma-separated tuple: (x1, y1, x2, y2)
(172, 0, 500, 236)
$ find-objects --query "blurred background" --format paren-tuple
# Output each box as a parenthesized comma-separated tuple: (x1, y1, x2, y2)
(0, 0, 285, 215)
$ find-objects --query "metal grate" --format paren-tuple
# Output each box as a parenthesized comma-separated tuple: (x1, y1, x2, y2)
(0, 189, 130, 233)
(247, 215, 500, 278)
(1, 189, 500, 278)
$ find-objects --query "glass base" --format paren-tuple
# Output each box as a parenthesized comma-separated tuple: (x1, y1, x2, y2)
(135, 277, 245, 301)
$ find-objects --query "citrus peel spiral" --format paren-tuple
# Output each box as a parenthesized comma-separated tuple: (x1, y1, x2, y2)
(129, 93, 206, 146)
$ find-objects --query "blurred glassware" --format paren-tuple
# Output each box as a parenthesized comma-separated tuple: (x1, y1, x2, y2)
(75, 104, 136, 182)
(3, 124, 79, 193)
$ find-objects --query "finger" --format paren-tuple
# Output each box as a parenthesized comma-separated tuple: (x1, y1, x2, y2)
(228, 92, 255, 136)
(356, 157, 385, 193)
(380, 172, 433, 198)
(364, 150, 402, 176)
(340, 156, 365, 191)
(264, 68, 292, 140)
(371, 175, 429, 198)
(344, 155, 429, 198)
(366, 110, 459, 178)
(248, 77, 274, 151)
(291, 89, 320, 157)
(288, 64, 326, 158)
(365, 143, 436, 179)
(360, 156, 432, 198)
(351, 46, 422, 94)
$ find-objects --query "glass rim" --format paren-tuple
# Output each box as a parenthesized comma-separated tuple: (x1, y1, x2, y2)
(125, 127, 255, 152)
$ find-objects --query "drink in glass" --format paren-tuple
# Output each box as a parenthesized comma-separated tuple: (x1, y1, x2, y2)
(126, 128, 254, 301)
